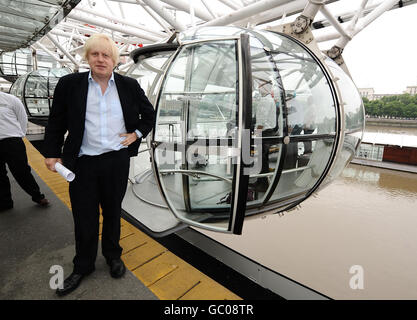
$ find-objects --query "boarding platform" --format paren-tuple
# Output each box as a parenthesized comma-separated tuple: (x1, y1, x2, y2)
(0, 138, 240, 300)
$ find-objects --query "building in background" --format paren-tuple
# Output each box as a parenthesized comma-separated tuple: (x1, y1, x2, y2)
(404, 86, 417, 95)
(358, 87, 375, 100)
(359, 85, 417, 100)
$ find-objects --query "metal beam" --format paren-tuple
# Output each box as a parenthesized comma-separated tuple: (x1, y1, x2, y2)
(218, 0, 242, 10)
(68, 11, 160, 42)
(140, 4, 172, 34)
(34, 43, 62, 64)
(314, 0, 401, 43)
(334, 0, 369, 49)
(141, 0, 187, 31)
(159, 0, 212, 21)
(203, 0, 294, 27)
(236, 0, 306, 27)
(44, 34, 80, 68)
(74, 6, 166, 37)
(354, 0, 399, 35)
(201, 0, 219, 19)
(319, 5, 350, 40)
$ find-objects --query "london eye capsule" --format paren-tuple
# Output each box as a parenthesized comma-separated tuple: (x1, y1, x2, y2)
(124, 26, 364, 235)
(0, 49, 34, 83)
(0, 48, 60, 83)
(9, 67, 71, 126)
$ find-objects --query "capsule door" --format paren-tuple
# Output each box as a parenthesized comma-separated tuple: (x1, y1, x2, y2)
(151, 34, 251, 234)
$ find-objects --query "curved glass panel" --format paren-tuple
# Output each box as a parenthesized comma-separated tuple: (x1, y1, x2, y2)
(9, 75, 23, 97)
(0, 49, 58, 79)
(25, 70, 48, 98)
(0, 51, 14, 75)
(0, 49, 33, 77)
(126, 51, 175, 104)
(25, 69, 51, 117)
(246, 36, 284, 205)
(322, 57, 365, 184)
(257, 31, 338, 204)
(154, 39, 239, 232)
(324, 58, 364, 133)
(9, 74, 27, 101)
(126, 50, 177, 182)
(259, 31, 337, 135)
(9, 67, 70, 117)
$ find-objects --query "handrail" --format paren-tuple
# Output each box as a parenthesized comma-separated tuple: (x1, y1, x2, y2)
(159, 169, 233, 183)
(158, 165, 312, 182)
(130, 169, 168, 209)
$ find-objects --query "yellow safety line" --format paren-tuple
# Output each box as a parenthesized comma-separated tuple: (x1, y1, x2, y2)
(24, 138, 241, 300)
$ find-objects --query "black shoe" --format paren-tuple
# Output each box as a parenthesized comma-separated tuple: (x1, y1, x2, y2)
(107, 259, 126, 278)
(56, 273, 85, 297)
(34, 198, 50, 207)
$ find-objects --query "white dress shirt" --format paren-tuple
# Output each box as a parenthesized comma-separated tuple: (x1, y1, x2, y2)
(79, 72, 129, 156)
(0, 91, 27, 141)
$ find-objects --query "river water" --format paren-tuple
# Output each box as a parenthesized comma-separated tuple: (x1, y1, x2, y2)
(199, 125, 417, 299)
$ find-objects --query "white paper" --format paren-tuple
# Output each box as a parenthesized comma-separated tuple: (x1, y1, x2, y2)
(55, 162, 75, 182)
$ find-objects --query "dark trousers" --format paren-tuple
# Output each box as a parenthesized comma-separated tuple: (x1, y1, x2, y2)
(284, 126, 315, 169)
(0, 137, 44, 208)
(259, 129, 277, 183)
(69, 148, 130, 275)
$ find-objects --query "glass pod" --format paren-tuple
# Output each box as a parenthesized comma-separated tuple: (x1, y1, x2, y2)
(0, 49, 61, 83)
(9, 67, 71, 126)
(125, 26, 364, 236)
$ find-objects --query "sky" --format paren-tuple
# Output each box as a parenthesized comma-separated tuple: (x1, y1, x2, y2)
(84, 0, 417, 94)
(340, 2, 417, 94)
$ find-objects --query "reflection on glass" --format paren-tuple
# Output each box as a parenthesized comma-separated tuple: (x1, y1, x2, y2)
(9, 67, 71, 117)
(258, 31, 336, 136)
(26, 73, 48, 97)
(271, 137, 335, 202)
(0, 49, 59, 78)
(26, 98, 49, 116)
(325, 57, 364, 132)
(247, 36, 284, 205)
(322, 57, 365, 185)
(127, 52, 174, 104)
(0, 49, 33, 77)
(256, 31, 338, 204)
(154, 40, 238, 231)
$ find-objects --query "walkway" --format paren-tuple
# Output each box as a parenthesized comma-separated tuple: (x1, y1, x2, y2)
(0, 138, 240, 300)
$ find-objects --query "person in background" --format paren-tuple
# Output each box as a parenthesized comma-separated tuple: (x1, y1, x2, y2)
(250, 87, 280, 192)
(0, 91, 49, 212)
(43, 34, 155, 297)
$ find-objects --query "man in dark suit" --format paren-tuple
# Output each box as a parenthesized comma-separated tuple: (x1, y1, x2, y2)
(43, 34, 155, 296)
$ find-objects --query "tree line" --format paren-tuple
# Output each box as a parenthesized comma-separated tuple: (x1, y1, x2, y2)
(363, 94, 417, 119)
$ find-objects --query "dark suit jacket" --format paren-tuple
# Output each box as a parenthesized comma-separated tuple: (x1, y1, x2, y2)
(43, 71, 155, 171)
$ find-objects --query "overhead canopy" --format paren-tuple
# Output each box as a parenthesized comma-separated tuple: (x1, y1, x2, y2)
(0, 0, 81, 52)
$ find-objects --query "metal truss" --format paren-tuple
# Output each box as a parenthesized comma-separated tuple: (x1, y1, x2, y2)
(1, 0, 416, 82)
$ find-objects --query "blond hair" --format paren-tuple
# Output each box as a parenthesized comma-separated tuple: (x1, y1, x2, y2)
(83, 33, 120, 65)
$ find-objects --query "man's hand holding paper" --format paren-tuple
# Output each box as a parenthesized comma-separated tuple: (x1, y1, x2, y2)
(45, 158, 62, 172)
